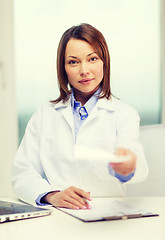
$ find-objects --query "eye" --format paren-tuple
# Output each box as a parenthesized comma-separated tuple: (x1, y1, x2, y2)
(68, 60, 78, 65)
(89, 57, 98, 62)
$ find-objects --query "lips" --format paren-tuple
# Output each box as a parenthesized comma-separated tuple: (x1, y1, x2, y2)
(78, 78, 94, 83)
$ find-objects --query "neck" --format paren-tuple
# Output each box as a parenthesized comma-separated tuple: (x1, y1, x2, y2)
(73, 86, 100, 106)
(74, 91, 93, 106)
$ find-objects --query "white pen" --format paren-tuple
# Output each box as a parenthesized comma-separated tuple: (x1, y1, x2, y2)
(82, 197, 92, 209)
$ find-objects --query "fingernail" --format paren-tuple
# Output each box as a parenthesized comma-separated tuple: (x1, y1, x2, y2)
(87, 205, 91, 209)
(88, 197, 92, 201)
(74, 206, 79, 210)
(82, 206, 87, 210)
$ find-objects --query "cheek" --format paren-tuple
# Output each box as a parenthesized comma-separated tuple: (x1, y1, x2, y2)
(65, 67, 75, 82)
(95, 63, 104, 79)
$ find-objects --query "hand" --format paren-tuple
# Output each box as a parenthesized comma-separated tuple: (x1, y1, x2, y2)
(43, 186, 92, 210)
(110, 148, 136, 176)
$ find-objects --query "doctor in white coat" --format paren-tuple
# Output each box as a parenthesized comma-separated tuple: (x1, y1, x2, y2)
(11, 23, 148, 210)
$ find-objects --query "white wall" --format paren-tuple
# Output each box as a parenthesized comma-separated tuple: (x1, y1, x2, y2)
(161, 0, 165, 123)
(14, 0, 161, 128)
(0, 0, 18, 197)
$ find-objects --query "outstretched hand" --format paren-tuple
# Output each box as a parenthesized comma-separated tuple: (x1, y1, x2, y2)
(110, 148, 136, 176)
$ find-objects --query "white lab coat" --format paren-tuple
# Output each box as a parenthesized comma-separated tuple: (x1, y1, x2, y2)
(11, 96, 148, 205)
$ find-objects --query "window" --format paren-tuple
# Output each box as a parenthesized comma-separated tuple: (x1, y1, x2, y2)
(14, 0, 161, 143)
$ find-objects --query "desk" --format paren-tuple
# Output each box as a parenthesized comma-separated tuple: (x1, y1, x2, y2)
(0, 197, 165, 240)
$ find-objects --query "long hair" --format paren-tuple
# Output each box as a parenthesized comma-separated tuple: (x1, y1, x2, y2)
(53, 23, 111, 103)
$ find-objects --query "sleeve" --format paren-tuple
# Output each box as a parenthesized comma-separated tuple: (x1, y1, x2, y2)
(108, 164, 135, 182)
(115, 103, 148, 184)
(11, 107, 56, 206)
(35, 192, 51, 206)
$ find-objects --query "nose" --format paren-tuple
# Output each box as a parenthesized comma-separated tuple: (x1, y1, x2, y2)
(80, 62, 89, 76)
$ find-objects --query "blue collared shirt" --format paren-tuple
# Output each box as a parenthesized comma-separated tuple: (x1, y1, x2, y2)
(71, 89, 99, 141)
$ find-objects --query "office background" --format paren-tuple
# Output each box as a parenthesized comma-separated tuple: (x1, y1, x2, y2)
(0, 0, 165, 197)
(14, 0, 161, 142)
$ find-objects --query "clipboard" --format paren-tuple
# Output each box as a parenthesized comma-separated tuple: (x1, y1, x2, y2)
(56, 198, 159, 222)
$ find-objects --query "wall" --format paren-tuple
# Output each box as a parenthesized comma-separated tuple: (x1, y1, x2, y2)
(0, 0, 18, 197)
(14, 0, 161, 144)
(161, 0, 165, 123)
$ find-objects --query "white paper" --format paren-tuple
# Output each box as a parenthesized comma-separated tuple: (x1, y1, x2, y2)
(75, 146, 131, 163)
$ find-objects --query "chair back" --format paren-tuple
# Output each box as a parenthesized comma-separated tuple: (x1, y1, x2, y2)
(127, 124, 165, 196)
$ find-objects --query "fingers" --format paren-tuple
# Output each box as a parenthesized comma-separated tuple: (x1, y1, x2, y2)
(115, 148, 127, 156)
(110, 162, 135, 176)
(57, 192, 86, 210)
(62, 188, 90, 209)
(110, 148, 136, 176)
(46, 186, 92, 210)
(73, 187, 91, 202)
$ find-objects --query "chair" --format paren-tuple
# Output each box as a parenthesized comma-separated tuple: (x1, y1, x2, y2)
(126, 124, 165, 196)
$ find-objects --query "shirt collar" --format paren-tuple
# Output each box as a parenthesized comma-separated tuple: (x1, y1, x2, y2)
(71, 88, 100, 115)
(52, 89, 115, 113)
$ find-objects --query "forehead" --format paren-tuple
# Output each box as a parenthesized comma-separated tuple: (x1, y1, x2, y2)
(65, 38, 95, 56)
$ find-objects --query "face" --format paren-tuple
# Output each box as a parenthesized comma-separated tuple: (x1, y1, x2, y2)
(65, 38, 104, 104)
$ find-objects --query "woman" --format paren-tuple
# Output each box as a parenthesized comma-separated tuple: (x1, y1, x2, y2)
(11, 23, 148, 210)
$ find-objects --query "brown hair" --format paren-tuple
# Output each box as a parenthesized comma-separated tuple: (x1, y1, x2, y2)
(53, 23, 111, 103)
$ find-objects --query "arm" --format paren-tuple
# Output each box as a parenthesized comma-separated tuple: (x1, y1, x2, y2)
(11, 108, 56, 205)
(114, 103, 148, 183)
(11, 107, 92, 209)
(74, 104, 148, 184)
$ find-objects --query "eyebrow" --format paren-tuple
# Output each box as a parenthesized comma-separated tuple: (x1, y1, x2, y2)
(66, 52, 97, 59)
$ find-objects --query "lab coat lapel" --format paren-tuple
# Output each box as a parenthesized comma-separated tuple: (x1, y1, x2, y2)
(82, 98, 114, 125)
(53, 97, 114, 131)
(85, 104, 98, 123)
(90, 98, 114, 119)
(62, 104, 74, 131)
(54, 98, 74, 132)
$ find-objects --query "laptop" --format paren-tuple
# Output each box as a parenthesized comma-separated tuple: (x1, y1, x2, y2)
(0, 200, 52, 223)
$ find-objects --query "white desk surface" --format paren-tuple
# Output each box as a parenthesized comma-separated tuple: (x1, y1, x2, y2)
(0, 197, 165, 240)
